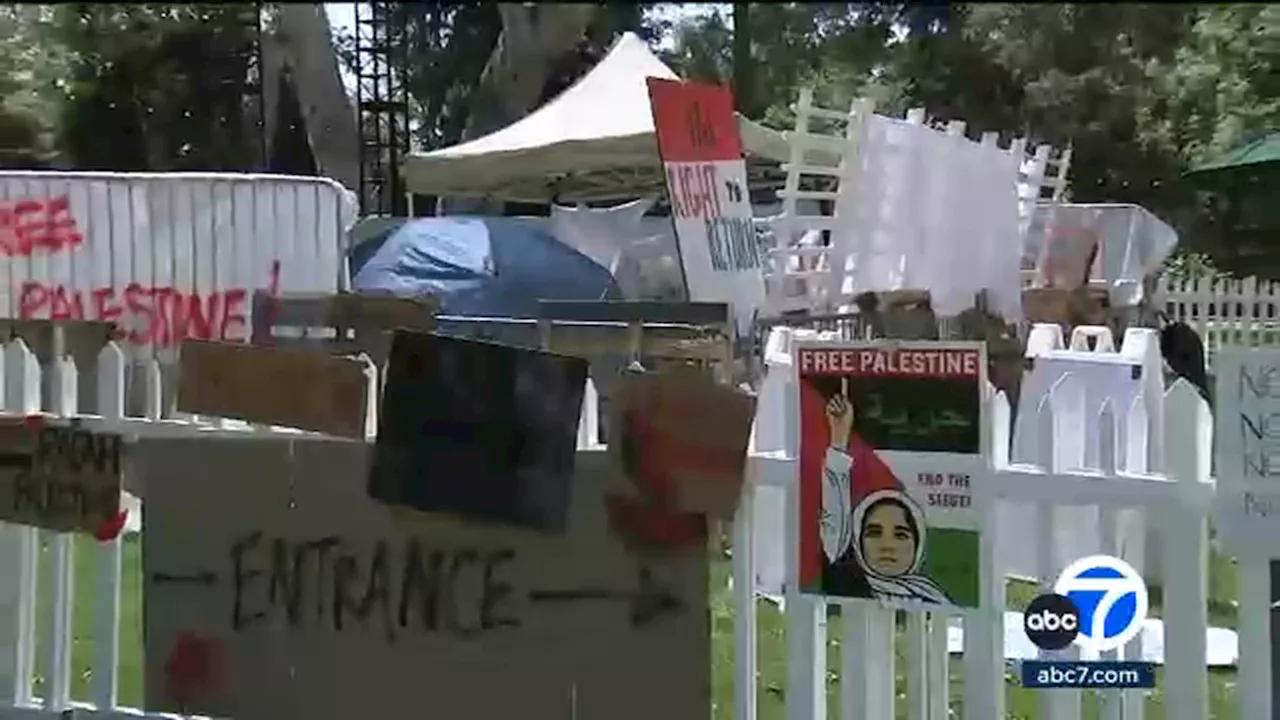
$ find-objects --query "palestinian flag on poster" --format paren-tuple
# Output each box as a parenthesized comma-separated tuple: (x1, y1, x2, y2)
(795, 342, 986, 609)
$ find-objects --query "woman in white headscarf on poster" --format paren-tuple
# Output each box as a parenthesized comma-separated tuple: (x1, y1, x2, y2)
(849, 488, 951, 605)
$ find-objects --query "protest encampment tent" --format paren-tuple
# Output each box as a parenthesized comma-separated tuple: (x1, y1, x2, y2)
(399, 32, 790, 204)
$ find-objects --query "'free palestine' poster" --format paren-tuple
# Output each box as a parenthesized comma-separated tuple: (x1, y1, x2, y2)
(796, 341, 986, 608)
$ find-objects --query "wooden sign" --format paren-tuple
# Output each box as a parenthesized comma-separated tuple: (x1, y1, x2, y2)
(141, 438, 708, 720)
(0, 419, 124, 535)
(647, 77, 766, 336)
(610, 367, 755, 518)
(177, 341, 371, 438)
(368, 330, 588, 533)
(251, 291, 438, 362)
(793, 341, 986, 608)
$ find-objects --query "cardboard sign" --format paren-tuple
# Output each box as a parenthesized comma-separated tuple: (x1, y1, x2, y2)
(647, 77, 765, 337)
(177, 341, 371, 438)
(368, 331, 588, 533)
(141, 438, 708, 719)
(0, 419, 124, 535)
(793, 341, 986, 608)
(1213, 348, 1280, 550)
(1022, 288, 1107, 327)
(609, 367, 755, 518)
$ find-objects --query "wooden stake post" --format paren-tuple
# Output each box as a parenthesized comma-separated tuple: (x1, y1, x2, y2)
(534, 301, 733, 369)
(250, 291, 439, 364)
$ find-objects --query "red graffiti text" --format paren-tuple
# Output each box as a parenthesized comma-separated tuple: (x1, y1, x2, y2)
(17, 261, 281, 347)
(0, 195, 84, 257)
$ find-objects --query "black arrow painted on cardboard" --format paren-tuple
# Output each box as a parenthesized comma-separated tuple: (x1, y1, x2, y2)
(150, 571, 219, 587)
(527, 566, 683, 628)
(0, 452, 32, 470)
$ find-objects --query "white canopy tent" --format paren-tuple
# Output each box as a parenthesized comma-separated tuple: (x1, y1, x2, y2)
(399, 32, 790, 204)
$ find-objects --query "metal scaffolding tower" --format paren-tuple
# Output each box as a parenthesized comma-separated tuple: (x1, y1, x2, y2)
(352, 2, 411, 216)
(243, 3, 268, 167)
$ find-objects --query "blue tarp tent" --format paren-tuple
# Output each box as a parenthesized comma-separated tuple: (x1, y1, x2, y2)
(350, 216, 624, 344)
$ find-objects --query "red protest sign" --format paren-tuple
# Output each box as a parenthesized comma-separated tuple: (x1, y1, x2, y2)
(610, 369, 755, 527)
(646, 78, 742, 164)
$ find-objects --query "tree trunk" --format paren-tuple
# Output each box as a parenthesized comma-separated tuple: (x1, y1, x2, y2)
(463, 4, 599, 140)
(733, 3, 753, 116)
(259, 6, 284, 166)
(441, 4, 600, 214)
(274, 4, 360, 195)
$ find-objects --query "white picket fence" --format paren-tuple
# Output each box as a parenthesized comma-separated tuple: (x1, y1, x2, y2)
(0, 339, 353, 719)
(0, 325, 1259, 720)
(1157, 274, 1280, 365)
(738, 325, 1220, 720)
(0, 336, 603, 719)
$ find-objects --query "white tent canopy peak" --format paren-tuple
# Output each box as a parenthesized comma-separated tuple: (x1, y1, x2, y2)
(400, 32, 788, 203)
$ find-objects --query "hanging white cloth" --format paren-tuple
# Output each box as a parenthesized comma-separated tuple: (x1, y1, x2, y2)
(550, 198, 677, 299)
(831, 115, 1025, 319)
(549, 198, 654, 271)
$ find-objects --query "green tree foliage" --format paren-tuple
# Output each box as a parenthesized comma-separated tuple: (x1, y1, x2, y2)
(669, 2, 1277, 273)
(49, 3, 264, 171)
(1142, 5, 1280, 168)
(666, 5, 914, 127)
(371, 4, 502, 152)
(1138, 6, 1280, 274)
(956, 4, 1195, 208)
(0, 5, 71, 167)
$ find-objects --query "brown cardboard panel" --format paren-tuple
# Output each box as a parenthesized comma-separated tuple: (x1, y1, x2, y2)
(1022, 288, 1108, 327)
(0, 419, 123, 535)
(609, 368, 755, 518)
(177, 341, 370, 438)
(140, 438, 709, 720)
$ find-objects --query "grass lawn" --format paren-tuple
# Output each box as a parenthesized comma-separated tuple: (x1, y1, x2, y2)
(33, 535, 144, 705)
(37, 536, 1240, 718)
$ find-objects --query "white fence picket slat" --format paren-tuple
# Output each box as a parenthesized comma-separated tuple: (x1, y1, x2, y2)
(903, 612, 928, 718)
(926, 614, 950, 720)
(43, 351, 77, 713)
(1161, 381, 1213, 720)
(0, 340, 40, 709)
(91, 344, 127, 711)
